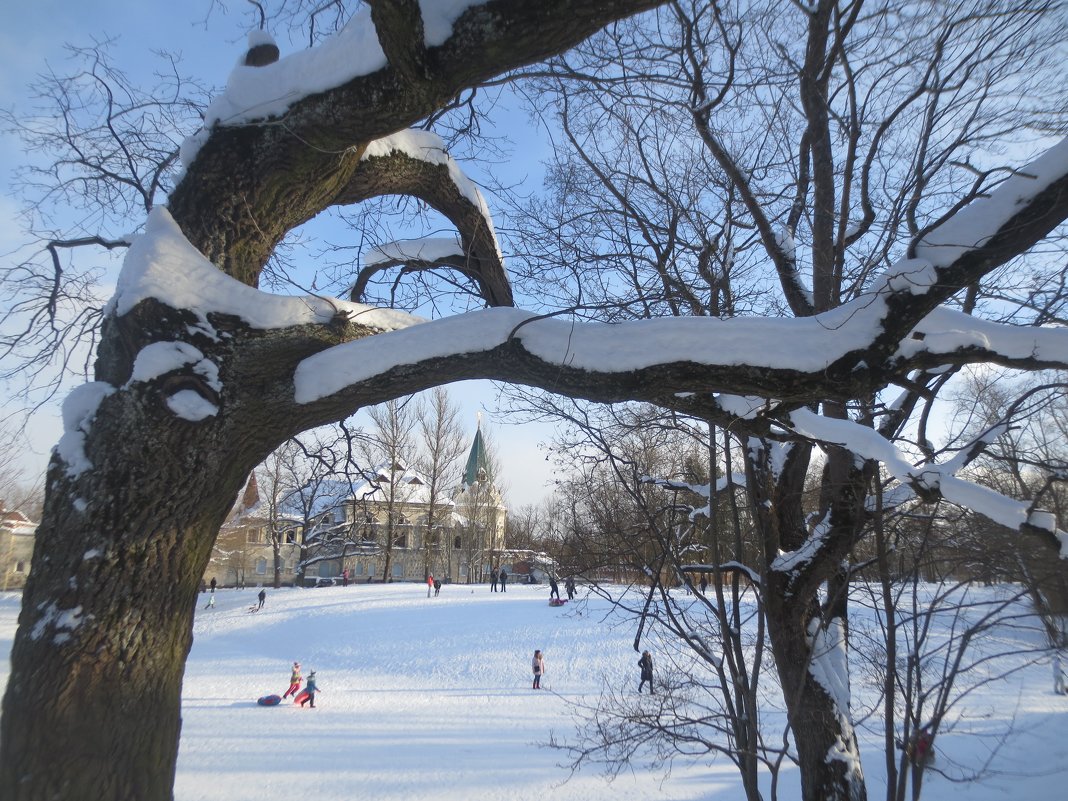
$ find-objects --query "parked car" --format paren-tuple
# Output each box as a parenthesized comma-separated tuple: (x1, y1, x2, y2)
(308, 577, 339, 588)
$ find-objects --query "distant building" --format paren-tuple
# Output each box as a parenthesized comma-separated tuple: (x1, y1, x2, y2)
(202, 428, 507, 587)
(203, 473, 304, 589)
(0, 503, 38, 591)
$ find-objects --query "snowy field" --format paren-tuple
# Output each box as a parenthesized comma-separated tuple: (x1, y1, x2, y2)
(1, 582, 1066, 800)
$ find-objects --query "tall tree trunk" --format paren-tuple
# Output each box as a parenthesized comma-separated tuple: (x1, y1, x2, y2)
(749, 439, 869, 801)
(765, 593, 866, 801)
(0, 410, 256, 799)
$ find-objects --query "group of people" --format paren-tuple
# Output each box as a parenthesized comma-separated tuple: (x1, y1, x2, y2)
(282, 661, 320, 708)
(489, 567, 509, 592)
(547, 575, 577, 601)
(200, 578, 268, 612)
(426, 574, 442, 597)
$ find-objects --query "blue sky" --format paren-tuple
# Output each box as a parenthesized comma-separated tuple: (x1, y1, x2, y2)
(0, 2, 559, 508)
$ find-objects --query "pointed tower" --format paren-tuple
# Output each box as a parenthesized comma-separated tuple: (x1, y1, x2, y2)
(462, 424, 491, 489)
(238, 472, 261, 516)
(452, 416, 507, 584)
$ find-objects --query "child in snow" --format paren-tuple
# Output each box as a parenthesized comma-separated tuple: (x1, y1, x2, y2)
(300, 670, 319, 708)
(282, 661, 302, 699)
(638, 650, 654, 694)
(204, 593, 215, 610)
(532, 649, 545, 689)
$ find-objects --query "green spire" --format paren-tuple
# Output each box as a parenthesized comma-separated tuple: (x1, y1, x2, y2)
(462, 425, 491, 488)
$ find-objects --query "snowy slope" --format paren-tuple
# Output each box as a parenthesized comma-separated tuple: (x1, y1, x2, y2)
(1, 583, 1065, 800)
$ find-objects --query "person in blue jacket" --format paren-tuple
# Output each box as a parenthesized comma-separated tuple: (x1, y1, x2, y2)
(300, 670, 319, 708)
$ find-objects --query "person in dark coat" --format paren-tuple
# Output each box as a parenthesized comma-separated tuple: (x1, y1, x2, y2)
(499, 568, 508, 592)
(209, 577, 217, 593)
(638, 650, 654, 694)
(490, 567, 499, 592)
(565, 576, 576, 600)
(548, 575, 560, 600)
(300, 671, 320, 708)
(257, 588, 266, 609)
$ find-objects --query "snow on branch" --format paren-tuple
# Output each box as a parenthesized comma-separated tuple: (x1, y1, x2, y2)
(897, 307, 1068, 368)
(915, 138, 1068, 268)
(113, 208, 420, 334)
(347, 130, 512, 306)
(787, 408, 1067, 555)
(361, 130, 500, 253)
(364, 237, 464, 267)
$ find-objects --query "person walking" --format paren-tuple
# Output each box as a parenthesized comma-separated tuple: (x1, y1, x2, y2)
(282, 661, 302, 699)
(257, 588, 266, 609)
(204, 593, 216, 610)
(300, 670, 319, 708)
(490, 567, 499, 592)
(638, 650, 654, 694)
(532, 649, 545, 690)
(499, 568, 508, 593)
(209, 577, 217, 593)
(427, 573, 435, 598)
(565, 576, 576, 600)
(548, 575, 560, 601)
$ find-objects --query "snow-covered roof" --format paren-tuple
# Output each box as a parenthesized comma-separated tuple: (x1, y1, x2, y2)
(278, 463, 455, 521)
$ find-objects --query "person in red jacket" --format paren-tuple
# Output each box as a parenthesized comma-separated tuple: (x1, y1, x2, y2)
(427, 573, 435, 598)
(282, 661, 302, 699)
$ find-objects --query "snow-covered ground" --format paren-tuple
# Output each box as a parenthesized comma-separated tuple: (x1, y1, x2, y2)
(1, 582, 1065, 800)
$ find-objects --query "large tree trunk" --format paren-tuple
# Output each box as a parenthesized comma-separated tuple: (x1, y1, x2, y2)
(748, 439, 869, 801)
(0, 406, 257, 798)
(0, 292, 349, 799)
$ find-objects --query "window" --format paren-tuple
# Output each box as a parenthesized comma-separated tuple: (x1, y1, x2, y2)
(460, 563, 468, 577)
(453, 535, 462, 550)
(391, 563, 404, 578)
(247, 528, 262, 544)
(255, 558, 267, 575)
(15, 561, 25, 573)
(354, 563, 365, 576)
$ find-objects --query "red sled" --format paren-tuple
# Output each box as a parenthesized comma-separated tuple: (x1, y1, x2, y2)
(293, 689, 311, 705)
(549, 598, 567, 607)
(257, 694, 282, 706)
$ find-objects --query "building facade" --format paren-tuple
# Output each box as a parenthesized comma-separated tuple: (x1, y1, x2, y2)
(203, 429, 507, 587)
(0, 504, 38, 592)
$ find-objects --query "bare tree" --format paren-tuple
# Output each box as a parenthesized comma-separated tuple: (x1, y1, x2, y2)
(546, 406, 784, 801)
(415, 387, 466, 579)
(364, 397, 419, 582)
(853, 496, 1050, 801)
(503, 2, 1068, 797)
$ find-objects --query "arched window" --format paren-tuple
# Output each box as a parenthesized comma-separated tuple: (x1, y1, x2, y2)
(453, 535, 462, 550)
